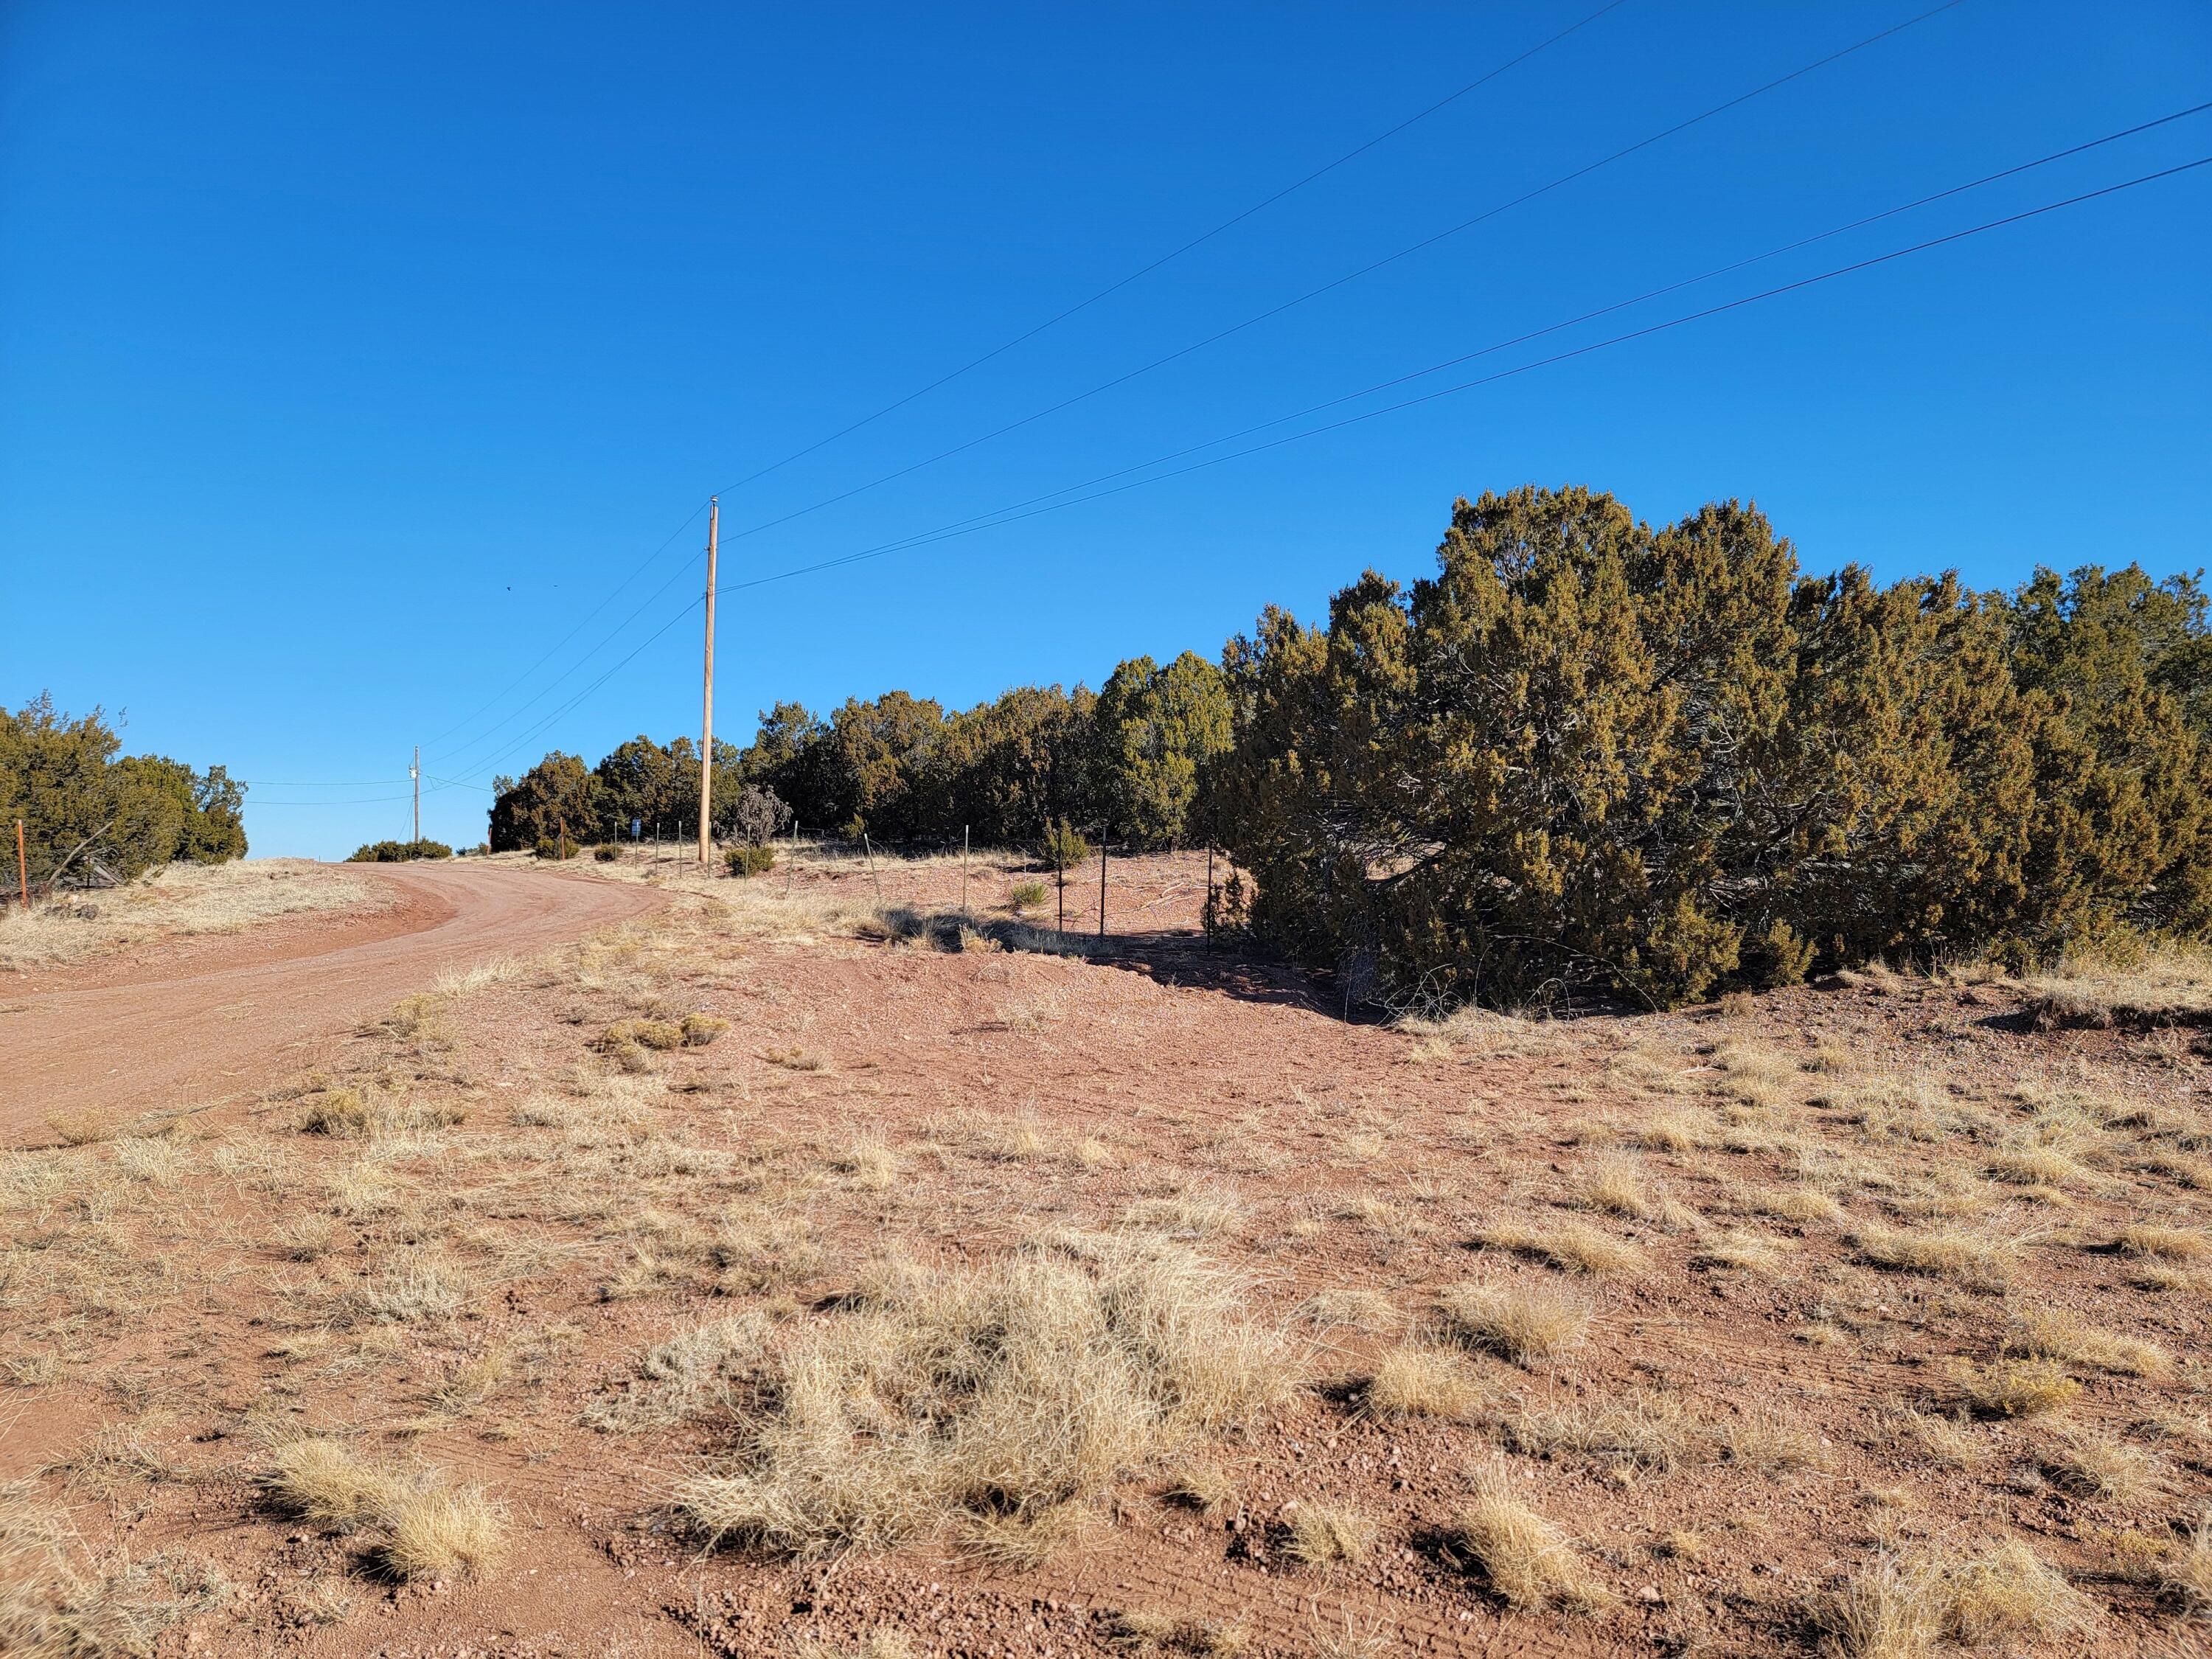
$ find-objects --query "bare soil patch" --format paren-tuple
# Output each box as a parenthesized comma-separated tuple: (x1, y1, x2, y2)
(1, 846, 2205, 1657)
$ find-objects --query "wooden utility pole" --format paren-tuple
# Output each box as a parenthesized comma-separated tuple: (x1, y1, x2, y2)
(14, 819, 26, 910)
(410, 747, 420, 846)
(698, 497, 720, 866)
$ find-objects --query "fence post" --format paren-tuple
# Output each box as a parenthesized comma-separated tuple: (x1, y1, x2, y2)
(1097, 826, 1107, 943)
(863, 833, 883, 904)
(961, 824, 970, 916)
(14, 819, 26, 910)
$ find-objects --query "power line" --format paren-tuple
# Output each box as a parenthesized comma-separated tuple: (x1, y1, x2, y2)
(393, 6, 1630, 771)
(700, 154, 2210, 602)
(427, 146, 2208, 801)
(700, 0, 1971, 560)
(257, 109, 2206, 805)
(708, 0, 1638, 499)
(712, 100, 2212, 575)
(406, 0, 1958, 776)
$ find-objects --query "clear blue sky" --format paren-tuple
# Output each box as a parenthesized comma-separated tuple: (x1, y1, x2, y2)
(3, 1, 2207, 857)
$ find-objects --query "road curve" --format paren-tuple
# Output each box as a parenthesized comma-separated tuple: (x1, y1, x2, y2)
(0, 863, 661, 1144)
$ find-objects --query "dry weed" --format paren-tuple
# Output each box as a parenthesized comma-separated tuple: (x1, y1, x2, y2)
(1435, 1281, 1589, 1365)
(1450, 1470, 1610, 1612)
(1473, 1217, 1644, 1276)
(675, 1242, 1291, 1558)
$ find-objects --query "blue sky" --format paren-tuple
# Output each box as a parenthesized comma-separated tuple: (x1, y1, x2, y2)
(3, 1, 2207, 858)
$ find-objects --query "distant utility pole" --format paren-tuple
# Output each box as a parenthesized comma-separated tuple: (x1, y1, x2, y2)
(698, 496, 720, 866)
(411, 746, 421, 845)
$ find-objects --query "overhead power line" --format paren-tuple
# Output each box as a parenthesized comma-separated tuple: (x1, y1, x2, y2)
(717, 100, 2212, 576)
(422, 146, 2208, 799)
(399, 4, 1630, 771)
(700, 0, 1972, 560)
(408, 2, 1952, 773)
(709, 0, 1639, 498)
(706, 154, 2211, 601)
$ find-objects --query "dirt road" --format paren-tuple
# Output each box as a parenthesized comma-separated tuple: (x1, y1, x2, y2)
(0, 861, 658, 1143)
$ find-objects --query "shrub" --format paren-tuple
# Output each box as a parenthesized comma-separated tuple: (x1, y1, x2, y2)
(531, 836, 581, 860)
(1040, 818, 1091, 872)
(347, 838, 453, 863)
(1206, 487, 2212, 1010)
(593, 843, 622, 862)
(726, 844, 776, 878)
(1007, 880, 1049, 914)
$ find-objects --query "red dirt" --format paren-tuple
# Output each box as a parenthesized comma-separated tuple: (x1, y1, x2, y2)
(1, 849, 2205, 1658)
(0, 862, 661, 1144)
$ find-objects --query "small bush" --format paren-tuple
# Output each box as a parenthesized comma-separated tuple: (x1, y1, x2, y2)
(531, 836, 580, 860)
(593, 844, 623, 862)
(681, 1012, 729, 1047)
(1040, 818, 1091, 872)
(726, 844, 776, 878)
(1008, 880, 1050, 914)
(347, 838, 454, 863)
(599, 1018, 685, 1053)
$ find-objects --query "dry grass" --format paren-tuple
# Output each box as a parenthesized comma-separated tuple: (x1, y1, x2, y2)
(0, 858, 380, 973)
(1849, 1222, 2014, 1290)
(1693, 1228, 1797, 1276)
(2040, 1430, 2166, 1505)
(1450, 1470, 1610, 1612)
(1569, 1155, 1657, 1219)
(2021, 938, 2212, 1029)
(1472, 1217, 1644, 1276)
(2004, 1307, 2169, 1378)
(265, 1440, 504, 1579)
(1363, 1346, 1484, 1422)
(1812, 1538, 2093, 1656)
(1435, 1280, 1589, 1365)
(674, 1242, 1292, 1559)
(2164, 1514, 2212, 1616)
(2113, 1222, 2207, 1260)
(1955, 1357, 2080, 1419)
(0, 1480, 229, 1657)
(1281, 1503, 1377, 1568)
(1497, 1389, 1700, 1473)
(1108, 1609, 1251, 1655)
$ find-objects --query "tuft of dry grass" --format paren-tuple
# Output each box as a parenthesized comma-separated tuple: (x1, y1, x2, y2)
(1435, 1281, 1589, 1365)
(1472, 1217, 1644, 1276)
(2041, 1430, 2166, 1506)
(1850, 1222, 2013, 1290)
(2021, 939, 2212, 1031)
(1281, 1503, 1377, 1568)
(1569, 1155, 1657, 1219)
(265, 1440, 504, 1579)
(1955, 1357, 2080, 1420)
(265, 1438, 405, 1528)
(1693, 1228, 1797, 1276)
(1811, 1538, 2093, 1656)
(2005, 1307, 2169, 1378)
(2114, 1222, 2207, 1261)
(377, 1483, 507, 1580)
(1108, 1609, 1251, 1655)
(1363, 1346, 1484, 1422)
(674, 1242, 1292, 1559)
(2164, 1514, 2212, 1617)
(1450, 1470, 1610, 1612)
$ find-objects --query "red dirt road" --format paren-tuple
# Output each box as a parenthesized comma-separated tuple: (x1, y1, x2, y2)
(0, 861, 659, 1143)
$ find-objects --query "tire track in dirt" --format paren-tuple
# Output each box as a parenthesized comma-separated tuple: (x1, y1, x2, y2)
(0, 862, 662, 1144)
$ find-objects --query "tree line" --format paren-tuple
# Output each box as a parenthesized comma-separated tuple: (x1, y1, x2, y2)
(487, 650, 1231, 856)
(1, 695, 247, 889)
(490, 484, 2210, 1009)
